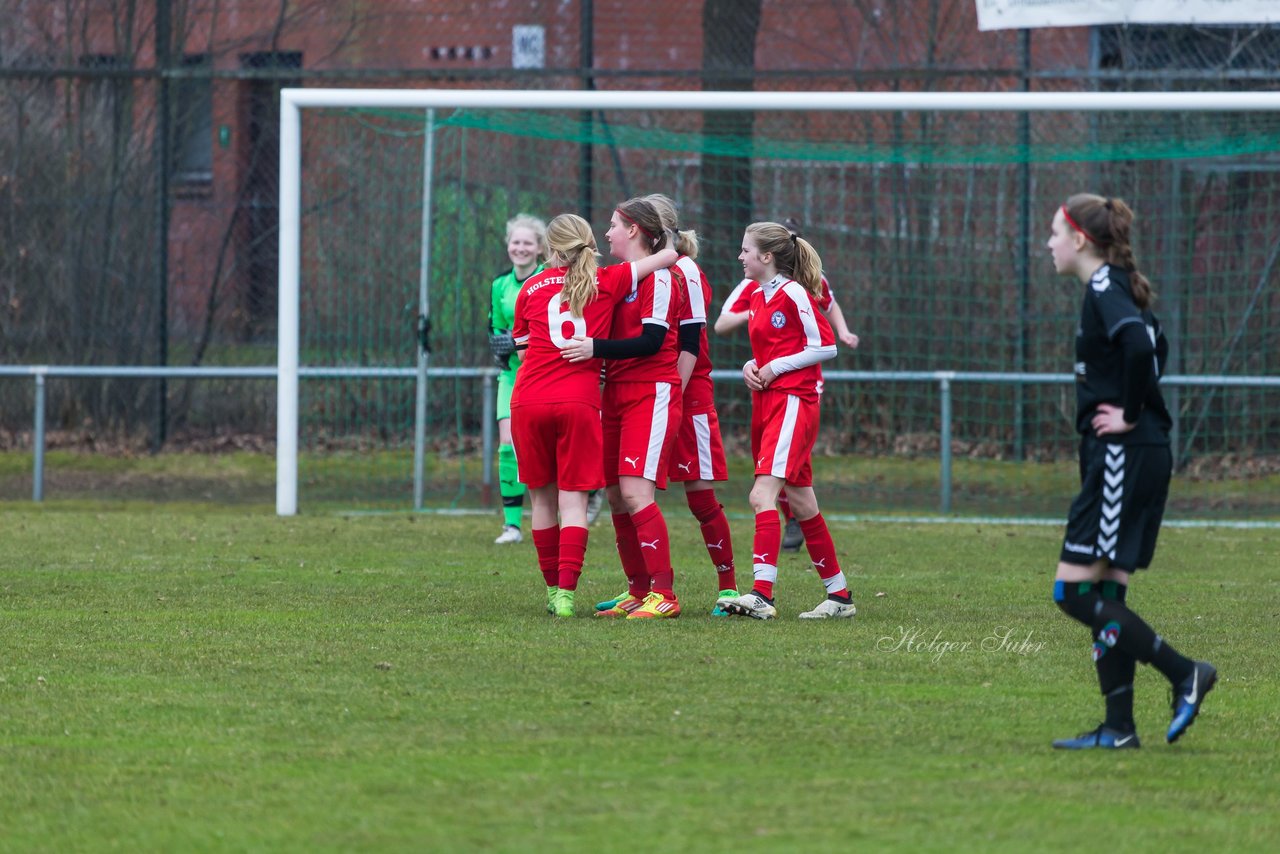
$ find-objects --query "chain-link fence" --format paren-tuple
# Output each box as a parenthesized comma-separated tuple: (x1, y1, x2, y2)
(2, 2, 1279, 511)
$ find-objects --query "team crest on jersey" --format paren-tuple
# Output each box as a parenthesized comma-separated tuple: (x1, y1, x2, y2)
(770, 310, 787, 329)
(624, 287, 639, 303)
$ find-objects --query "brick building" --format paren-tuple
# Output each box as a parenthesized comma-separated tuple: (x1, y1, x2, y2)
(6, 1, 1085, 341)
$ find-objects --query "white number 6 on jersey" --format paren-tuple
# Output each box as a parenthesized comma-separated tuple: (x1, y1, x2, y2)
(548, 299, 587, 348)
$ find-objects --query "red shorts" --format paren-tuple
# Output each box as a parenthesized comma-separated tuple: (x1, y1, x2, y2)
(602, 381, 681, 489)
(667, 406, 728, 483)
(510, 400, 604, 491)
(751, 391, 820, 487)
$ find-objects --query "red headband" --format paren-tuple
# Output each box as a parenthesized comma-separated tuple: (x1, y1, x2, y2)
(616, 208, 657, 243)
(1060, 205, 1098, 244)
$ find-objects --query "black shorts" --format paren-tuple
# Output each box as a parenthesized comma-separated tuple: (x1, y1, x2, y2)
(1060, 435, 1171, 572)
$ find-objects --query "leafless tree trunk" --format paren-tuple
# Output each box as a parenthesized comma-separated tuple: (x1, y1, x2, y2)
(699, 0, 762, 289)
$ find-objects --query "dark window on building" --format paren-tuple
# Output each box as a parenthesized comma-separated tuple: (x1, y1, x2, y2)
(173, 54, 213, 183)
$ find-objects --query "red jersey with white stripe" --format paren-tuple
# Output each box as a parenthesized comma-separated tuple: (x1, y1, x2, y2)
(746, 274, 835, 401)
(511, 262, 635, 407)
(674, 255, 714, 413)
(603, 265, 688, 385)
(723, 274, 834, 315)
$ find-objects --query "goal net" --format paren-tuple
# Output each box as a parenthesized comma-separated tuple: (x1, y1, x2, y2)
(279, 89, 1280, 518)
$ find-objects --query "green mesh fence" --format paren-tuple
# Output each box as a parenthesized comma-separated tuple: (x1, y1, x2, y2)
(295, 103, 1280, 516)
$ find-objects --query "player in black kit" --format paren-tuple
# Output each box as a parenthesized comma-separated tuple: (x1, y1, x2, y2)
(1046, 193, 1216, 750)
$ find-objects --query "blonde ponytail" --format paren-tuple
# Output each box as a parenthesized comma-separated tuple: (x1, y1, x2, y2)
(545, 213, 599, 315)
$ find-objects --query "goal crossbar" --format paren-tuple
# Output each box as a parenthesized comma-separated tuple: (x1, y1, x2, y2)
(276, 88, 1280, 515)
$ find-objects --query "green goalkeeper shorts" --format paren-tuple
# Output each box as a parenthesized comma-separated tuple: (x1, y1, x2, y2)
(496, 369, 517, 422)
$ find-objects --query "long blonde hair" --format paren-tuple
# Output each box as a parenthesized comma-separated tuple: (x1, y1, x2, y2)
(544, 213, 598, 315)
(643, 193, 699, 259)
(745, 221, 823, 296)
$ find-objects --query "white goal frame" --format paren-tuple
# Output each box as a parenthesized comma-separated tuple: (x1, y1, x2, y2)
(276, 88, 1280, 516)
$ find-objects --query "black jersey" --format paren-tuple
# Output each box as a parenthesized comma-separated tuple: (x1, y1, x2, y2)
(1074, 264, 1172, 445)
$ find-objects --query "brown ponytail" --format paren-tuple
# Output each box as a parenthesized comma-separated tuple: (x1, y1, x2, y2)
(643, 193, 699, 260)
(614, 197, 667, 256)
(1064, 193, 1155, 308)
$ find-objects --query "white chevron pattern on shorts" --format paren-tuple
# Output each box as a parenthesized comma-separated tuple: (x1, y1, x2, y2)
(1098, 443, 1124, 560)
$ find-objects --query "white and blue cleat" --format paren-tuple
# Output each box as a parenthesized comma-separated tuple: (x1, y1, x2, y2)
(1167, 661, 1217, 744)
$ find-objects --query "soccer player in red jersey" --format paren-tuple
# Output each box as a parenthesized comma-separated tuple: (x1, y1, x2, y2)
(560, 198, 690, 620)
(510, 213, 677, 618)
(718, 222, 858, 620)
(646, 193, 740, 615)
(713, 223, 861, 555)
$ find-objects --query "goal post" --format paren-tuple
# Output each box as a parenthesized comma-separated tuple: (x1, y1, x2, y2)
(277, 88, 1280, 517)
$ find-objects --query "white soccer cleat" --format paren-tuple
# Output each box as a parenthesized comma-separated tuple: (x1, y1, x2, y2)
(798, 597, 857, 619)
(494, 525, 523, 544)
(723, 592, 777, 620)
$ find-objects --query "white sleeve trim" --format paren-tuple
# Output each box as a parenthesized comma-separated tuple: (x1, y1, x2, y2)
(767, 345, 836, 377)
(675, 257, 707, 322)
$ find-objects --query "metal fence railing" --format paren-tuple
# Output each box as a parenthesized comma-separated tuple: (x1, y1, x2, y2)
(3, 365, 1277, 512)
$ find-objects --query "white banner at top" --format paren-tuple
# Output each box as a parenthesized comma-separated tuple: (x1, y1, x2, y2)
(976, 0, 1280, 31)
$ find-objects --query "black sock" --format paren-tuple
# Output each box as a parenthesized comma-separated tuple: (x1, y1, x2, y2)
(1096, 582, 1136, 732)
(829, 592, 852, 603)
(1054, 579, 1099, 628)
(1099, 580, 1127, 604)
(1102, 683, 1136, 732)
(1093, 598, 1195, 686)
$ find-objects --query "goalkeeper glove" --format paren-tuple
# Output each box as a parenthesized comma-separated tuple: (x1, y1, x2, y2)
(489, 332, 516, 369)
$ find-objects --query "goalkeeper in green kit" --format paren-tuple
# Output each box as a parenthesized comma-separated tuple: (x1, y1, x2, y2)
(488, 214, 547, 544)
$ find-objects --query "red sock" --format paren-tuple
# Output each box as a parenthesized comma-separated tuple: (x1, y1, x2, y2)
(751, 510, 780, 599)
(612, 512, 650, 598)
(799, 514, 848, 599)
(631, 502, 675, 597)
(532, 526, 560, 588)
(687, 489, 735, 591)
(557, 525, 588, 591)
(778, 492, 793, 521)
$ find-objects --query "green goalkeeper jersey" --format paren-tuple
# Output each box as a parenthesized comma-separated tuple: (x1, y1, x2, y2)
(489, 265, 542, 380)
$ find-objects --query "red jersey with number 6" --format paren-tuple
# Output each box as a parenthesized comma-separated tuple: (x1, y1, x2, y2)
(511, 262, 636, 407)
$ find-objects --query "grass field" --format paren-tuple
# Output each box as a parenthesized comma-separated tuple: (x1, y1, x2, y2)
(4, 449, 1279, 518)
(2, 503, 1278, 851)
